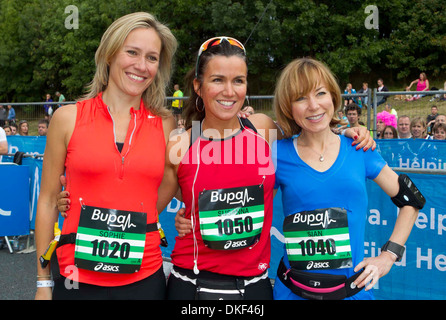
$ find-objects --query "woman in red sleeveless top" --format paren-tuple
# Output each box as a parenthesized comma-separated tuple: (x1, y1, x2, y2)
(35, 12, 177, 300)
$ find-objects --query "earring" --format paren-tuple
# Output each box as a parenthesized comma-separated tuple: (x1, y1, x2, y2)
(195, 96, 204, 112)
(245, 96, 250, 107)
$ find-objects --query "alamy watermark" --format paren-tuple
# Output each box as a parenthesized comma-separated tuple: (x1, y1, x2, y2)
(65, 5, 79, 30)
(364, 5, 379, 30)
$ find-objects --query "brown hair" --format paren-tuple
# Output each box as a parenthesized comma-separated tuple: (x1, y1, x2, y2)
(274, 57, 342, 138)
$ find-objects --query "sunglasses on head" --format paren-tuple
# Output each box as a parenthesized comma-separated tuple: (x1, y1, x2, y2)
(195, 36, 246, 77)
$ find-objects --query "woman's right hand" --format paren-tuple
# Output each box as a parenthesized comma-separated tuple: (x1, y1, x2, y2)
(57, 175, 70, 218)
(175, 208, 192, 237)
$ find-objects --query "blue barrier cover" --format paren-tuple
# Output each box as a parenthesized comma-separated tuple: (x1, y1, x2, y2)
(0, 165, 30, 236)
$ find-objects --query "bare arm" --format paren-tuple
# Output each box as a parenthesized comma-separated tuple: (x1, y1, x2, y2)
(354, 165, 419, 290)
(34, 105, 76, 300)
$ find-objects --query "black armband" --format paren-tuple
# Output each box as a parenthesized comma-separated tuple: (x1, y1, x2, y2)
(391, 174, 426, 209)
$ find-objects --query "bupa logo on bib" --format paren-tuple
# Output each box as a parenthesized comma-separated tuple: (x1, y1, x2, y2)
(292, 210, 337, 229)
(90, 208, 137, 231)
(210, 188, 255, 206)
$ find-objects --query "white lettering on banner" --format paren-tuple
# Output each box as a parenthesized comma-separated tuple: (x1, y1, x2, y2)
(370, 207, 446, 235)
(0, 208, 12, 217)
(416, 248, 446, 272)
(31, 166, 40, 221)
(416, 208, 446, 236)
(399, 158, 446, 170)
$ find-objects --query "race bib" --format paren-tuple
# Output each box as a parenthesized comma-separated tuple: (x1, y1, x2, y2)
(198, 185, 264, 250)
(74, 206, 147, 274)
(283, 208, 352, 270)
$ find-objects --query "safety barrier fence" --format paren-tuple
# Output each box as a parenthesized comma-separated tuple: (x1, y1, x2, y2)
(2, 89, 445, 136)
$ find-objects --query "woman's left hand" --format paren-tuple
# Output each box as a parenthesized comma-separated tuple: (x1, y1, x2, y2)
(345, 126, 376, 151)
(353, 251, 396, 291)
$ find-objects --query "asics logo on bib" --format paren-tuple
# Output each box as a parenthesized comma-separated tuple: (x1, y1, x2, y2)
(224, 240, 248, 249)
(210, 188, 255, 206)
(293, 210, 337, 228)
(307, 261, 330, 270)
(91, 209, 136, 231)
(94, 262, 120, 272)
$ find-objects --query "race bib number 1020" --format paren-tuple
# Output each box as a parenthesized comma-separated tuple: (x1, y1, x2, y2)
(74, 206, 147, 274)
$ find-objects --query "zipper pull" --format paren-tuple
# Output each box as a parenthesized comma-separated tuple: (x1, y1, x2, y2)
(122, 157, 125, 165)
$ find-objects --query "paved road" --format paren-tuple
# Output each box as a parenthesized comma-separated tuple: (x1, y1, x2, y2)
(0, 237, 36, 300)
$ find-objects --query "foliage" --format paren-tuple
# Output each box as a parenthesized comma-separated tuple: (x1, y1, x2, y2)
(0, 0, 445, 101)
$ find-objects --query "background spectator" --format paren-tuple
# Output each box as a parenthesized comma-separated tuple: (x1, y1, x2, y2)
(55, 91, 66, 110)
(6, 104, 15, 124)
(406, 72, 429, 101)
(410, 116, 427, 139)
(376, 111, 397, 138)
(0, 126, 7, 162)
(344, 83, 357, 106)
(426, 105, 438, 135)
(397, 115, 411, 139)
(432, 122, 446, 140)
(3, 125, 12, 135)
(18, 120, 29, 136)
(0, 105, 7, 127)
(37, 119, 49, 136)
(345, 103, 362, 128)
(358, 82, 369, 108)
(381, 125, 398, 139)
(10, 123, 18, 135)
(43, 93, 53, 119)
(376, 78, 389, 106)
(384, 103, 398, 119)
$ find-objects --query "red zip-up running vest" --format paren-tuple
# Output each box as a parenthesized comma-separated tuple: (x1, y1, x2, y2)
(57, 93, 165, 286)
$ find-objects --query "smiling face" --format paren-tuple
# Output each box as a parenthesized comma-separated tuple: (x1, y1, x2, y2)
(194, 55, 247, 123)
(291, 83, 334, 134)
(411, 121, 426, 138)
(108, 27, 162, 98)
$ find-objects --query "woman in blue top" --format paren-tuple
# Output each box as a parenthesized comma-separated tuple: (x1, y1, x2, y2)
(273, 58, 423, 300)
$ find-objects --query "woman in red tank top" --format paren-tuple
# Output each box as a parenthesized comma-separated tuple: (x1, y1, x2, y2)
(35, 12, 177, 300)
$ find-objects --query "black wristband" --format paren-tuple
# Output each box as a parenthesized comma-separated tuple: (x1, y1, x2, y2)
(381, 241, 405, 262)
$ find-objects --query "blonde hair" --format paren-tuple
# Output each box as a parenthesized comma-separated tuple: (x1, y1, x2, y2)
(274, 57, 342, 138)
(83, 12, 177, 117)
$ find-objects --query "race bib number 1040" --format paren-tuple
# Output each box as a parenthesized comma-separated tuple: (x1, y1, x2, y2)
(283, 207, 352, 271)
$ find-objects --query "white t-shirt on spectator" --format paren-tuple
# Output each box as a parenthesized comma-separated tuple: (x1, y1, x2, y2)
(0, 127, 7, 162)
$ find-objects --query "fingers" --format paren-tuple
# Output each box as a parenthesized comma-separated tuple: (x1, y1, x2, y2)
(175, 208, 192, 237)
(353, 264, 379, 291)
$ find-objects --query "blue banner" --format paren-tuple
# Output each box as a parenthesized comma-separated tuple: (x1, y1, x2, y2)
(365, 172, 446, 300)
(376, 138, 446, 169)
(0, 164, 30, 236)
(3, 136, 45, 229)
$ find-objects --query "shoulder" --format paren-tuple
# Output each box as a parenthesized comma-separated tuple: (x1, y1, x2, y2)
(161, 113, 176, 144)
(247, 113, 283, 143)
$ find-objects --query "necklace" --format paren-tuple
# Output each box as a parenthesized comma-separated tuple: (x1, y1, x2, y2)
(295, 137, 327, 162)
